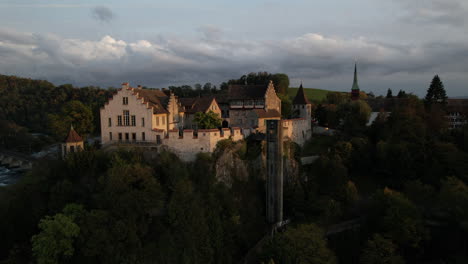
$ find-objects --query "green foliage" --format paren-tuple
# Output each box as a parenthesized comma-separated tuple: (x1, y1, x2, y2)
(194, 110, 222, 129)
(48, 100, 93, 140)
(369, 188, 428, 249)
(326, 92, 349, 105)
(361, 234, 404, 264)
(260, 223, 337, 264)
(227, 72, 289, 95)
(338, 100, 372, 135)
(425, 75, 447, 106)
(31, 204, 84, 264)
(0, 75, 111, 134)
(278, 93, 292, 118)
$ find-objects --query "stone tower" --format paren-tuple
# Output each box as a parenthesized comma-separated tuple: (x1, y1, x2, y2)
(61, 125, 84, 158)
(292, 83, 312, 120)
(351, 63, 360, 100)
(266, 120, 283, 224)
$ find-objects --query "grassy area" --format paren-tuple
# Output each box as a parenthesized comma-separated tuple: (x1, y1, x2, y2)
(288, 87, 331, 103)
(288, 87, 346, 103)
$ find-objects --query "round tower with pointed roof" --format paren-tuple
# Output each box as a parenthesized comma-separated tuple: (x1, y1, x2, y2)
(61, 125, 84, 158)
(292, 83, 312, 120)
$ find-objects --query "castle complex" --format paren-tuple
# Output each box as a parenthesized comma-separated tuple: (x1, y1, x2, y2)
(100, 81, 312, 161)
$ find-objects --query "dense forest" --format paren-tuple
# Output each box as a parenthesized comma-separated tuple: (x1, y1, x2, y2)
(1, 74, 468, 263)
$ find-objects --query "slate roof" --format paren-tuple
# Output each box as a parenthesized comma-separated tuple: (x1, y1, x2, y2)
(181, 96, 216, 114)
(254, 109, 281, 118)
(228, 84, 268, 100)
(134, 88, 169, 114)
(293, 84, 311, 105)
(65, 126, 83, 143)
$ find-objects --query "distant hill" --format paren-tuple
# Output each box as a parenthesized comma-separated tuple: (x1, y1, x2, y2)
(288, 87, 345, 103)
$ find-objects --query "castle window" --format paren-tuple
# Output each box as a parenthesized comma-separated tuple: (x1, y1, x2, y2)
(162, 117, 165, 125)
(142, 132, 146, 141)
(70, 146, 75, 153)
(203, 133, 206, 136)
(118, 133, 122, 141)
(125, 133, 129, 141)
(200, 147, 204, 150)
(214, 133, 217, 136)
(142, 118, 145, 127)
(132, 133, 136, 141)
(109, 132, 112, 140)
(108, 118, 112, 127)
(118, 116, 122, 126)
(123, 97, 128, 105)
(123, 110, 130, 126)
(131, 115, 136, 126)
(156, 116, 160, 126)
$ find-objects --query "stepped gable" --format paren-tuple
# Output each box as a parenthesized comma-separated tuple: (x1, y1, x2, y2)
(65, 126, 83, 143)
(254, 109, 281, 118)
(228, 84, 268, 100)
(292, 84, 311, 105)
(134, 88, 169, 114)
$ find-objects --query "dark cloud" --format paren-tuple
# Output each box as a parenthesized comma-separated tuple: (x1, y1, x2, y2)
(91, 6, 114, 23)
(0, 28, 467, 96)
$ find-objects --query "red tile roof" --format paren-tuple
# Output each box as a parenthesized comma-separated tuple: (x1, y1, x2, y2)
(65, 126, 83, 143)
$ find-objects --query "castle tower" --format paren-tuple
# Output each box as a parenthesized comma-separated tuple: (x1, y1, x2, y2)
(61, 125, 84, 158)
(292, 83, 312, 120)
(266, 120, 283, 224)
(351, 63, 360, 100)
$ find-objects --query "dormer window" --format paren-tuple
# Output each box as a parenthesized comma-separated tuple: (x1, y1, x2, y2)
(123, 97, 128, 105)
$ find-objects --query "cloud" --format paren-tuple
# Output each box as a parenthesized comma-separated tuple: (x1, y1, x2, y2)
(91, 6, 115, 23)
(396, 0, 468, 27)
(0, 28, 467, 96)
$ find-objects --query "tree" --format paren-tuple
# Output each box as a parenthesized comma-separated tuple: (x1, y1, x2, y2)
(339, 100, 372, 135)
(361, 234, 405, 264)
(48, 100, 94, 140)
(425, 75, 447, 106)
(31, 204, 84, 264)
(386, 89, 393, 99)
(397, 90, 407, 98)
(260, 223, 337, 264)
(194, 111, 222, 129)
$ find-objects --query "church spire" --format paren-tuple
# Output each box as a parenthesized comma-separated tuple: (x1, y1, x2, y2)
(352, 63, 360, 91)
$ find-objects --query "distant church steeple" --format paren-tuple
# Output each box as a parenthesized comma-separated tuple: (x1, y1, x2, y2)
(351, 63, 360, 100)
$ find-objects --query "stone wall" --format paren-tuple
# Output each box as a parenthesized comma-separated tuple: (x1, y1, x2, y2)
(282, 118, 312, 146)
(162, 128, 245, 161)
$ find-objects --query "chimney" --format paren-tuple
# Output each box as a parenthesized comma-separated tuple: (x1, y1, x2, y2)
(121, 82, 130, 90)
(137, 85, 142, 89)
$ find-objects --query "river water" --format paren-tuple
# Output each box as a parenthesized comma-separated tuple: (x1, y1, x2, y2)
(0, 165, 23, 186)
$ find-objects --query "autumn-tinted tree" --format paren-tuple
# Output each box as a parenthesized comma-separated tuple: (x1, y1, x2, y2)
(361, 234, 405, 264)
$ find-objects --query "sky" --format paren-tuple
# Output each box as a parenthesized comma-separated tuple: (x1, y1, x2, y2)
(0, 0, 467, 97)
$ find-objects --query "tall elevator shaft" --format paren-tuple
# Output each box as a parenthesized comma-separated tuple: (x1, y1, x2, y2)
(266, 120, 283, 224)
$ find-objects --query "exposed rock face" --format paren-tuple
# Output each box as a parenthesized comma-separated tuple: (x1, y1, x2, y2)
(215, 146, 249, 188)
(283, 155, 300, 184)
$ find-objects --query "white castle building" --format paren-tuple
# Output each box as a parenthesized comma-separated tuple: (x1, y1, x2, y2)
(100, 82, 312, 161)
